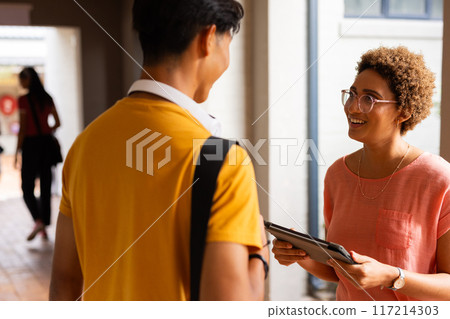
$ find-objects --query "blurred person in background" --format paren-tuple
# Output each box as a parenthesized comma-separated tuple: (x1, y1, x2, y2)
(16, 67, 61, 241)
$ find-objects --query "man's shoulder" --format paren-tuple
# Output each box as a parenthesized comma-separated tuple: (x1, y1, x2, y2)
(215, 143, 255, 189)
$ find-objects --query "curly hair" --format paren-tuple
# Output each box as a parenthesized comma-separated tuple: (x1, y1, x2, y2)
(356, 46, 435, 135)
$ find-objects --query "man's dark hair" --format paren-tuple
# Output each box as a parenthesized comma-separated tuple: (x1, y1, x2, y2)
(133, 0, 244, 66)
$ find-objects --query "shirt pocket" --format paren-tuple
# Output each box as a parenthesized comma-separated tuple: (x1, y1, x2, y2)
(376, 209, 412, 250)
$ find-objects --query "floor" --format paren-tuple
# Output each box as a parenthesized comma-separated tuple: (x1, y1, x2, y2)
(0, 155, 57, 301)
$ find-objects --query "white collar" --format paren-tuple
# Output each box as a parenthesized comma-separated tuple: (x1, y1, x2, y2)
(128, 79, 222, 136)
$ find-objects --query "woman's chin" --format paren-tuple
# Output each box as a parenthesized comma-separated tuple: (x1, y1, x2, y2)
(348, 130, 364, 143)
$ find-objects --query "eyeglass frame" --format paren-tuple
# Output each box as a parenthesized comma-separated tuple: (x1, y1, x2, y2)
(341, 89, 398, 113)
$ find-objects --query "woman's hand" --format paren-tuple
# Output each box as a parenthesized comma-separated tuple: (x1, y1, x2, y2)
(327, 251, 398, 290)
(271, 239, 340, 282)
(272, 239, 309, 266)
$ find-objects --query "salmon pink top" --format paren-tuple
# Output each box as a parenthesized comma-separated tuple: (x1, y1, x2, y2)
(324, 152, 450, 301)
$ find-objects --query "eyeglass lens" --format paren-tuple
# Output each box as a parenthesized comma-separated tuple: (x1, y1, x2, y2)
(342, 91, 374, 113)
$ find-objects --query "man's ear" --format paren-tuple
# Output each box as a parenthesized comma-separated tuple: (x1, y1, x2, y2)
(199, 25, 217, 57)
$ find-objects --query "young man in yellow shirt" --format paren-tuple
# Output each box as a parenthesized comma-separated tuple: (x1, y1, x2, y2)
(50, 0, 269, 300)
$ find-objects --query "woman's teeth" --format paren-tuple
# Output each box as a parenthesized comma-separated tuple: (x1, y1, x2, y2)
(350, 118, 366, 124)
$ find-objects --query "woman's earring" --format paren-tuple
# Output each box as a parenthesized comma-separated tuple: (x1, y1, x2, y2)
(396, 120, 399, 128)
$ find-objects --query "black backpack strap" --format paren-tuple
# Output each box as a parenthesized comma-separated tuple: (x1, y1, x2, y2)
(190, 136, 237, 301)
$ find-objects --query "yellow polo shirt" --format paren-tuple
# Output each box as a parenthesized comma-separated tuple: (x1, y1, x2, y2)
(59, 97, 262, 300)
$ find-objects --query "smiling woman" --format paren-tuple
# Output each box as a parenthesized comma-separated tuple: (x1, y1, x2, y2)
(272, 46, 450, 301)
(344, 68, 408, 147)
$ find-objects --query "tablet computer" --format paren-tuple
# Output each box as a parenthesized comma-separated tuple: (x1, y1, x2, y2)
(264, 221, 356, 265)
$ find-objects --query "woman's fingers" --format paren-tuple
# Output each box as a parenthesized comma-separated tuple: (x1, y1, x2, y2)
(271, 239, 309, 266)
(272, 240, 307, 255)
(272, 239, 294, 249)
(272, 247, 306, 256)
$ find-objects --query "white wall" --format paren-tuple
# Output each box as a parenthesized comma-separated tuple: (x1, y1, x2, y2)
(45, 27, 84, 194)
(265, 0, 309, 301)
(45, 27, 83, 155)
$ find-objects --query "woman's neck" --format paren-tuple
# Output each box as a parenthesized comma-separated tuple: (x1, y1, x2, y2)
(359, 137, 410, 178)
(363, 137, 408, 162)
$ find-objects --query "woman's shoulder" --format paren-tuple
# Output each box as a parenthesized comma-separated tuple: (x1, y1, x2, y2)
(418, 152, 450, 169)
(327, 157, 345, 172)
(327, 149, 362, 174)
(412, 152, 450, 181)
(325, 152, 358, 183)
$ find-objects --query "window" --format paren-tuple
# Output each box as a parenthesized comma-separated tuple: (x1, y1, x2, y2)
(344, 0, 443, 19)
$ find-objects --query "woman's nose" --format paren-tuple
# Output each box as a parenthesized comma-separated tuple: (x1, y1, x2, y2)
(346, 98, 361, 113)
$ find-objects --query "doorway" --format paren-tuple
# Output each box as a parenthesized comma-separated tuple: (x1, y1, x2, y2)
(0, 26, 83, 199)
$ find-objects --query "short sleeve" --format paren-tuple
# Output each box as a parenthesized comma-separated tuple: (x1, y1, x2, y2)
(438, 189, 450, 239)
(206, 144, 262, 250)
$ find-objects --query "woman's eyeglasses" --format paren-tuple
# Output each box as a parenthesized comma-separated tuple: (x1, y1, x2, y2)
(341, 89, 398, 113)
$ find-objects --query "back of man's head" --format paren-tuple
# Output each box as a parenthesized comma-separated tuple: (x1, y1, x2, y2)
(133, 0, 244, 66)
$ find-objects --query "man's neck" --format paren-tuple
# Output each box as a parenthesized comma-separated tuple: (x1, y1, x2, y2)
(140, 62, 198, 100)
